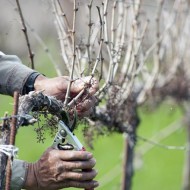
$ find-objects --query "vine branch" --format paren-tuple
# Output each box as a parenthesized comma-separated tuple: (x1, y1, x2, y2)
(15, 0, 35, 69)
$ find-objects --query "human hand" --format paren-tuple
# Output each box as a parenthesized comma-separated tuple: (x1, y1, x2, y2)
(23, 148, 98, 190)
(34, 75, 99, 117)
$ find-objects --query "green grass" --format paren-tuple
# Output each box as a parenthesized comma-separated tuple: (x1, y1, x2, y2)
(0, 51, 187, 189)
(133, 103, 186, 190)
(0, 94, 186, 190)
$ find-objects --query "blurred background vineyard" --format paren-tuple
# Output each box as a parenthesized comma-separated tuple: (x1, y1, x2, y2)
(0, 0, 187, 189)
(0, 57, 186, 189)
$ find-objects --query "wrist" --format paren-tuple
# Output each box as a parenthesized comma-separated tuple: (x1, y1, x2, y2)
(23, 163, 38, 190)
(22, 72, 41, 95)
(34, 75, 47, 91)
(11, 160, 28, 190)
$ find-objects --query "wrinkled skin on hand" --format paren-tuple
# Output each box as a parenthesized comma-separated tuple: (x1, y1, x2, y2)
(23, 148, 98, 190)
(34, 75, 99, 117)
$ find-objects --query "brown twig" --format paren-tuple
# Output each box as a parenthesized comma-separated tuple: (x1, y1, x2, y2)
(15, 0, 35, 69)
(87, 0, 94, 74)
(137, 0, 165, 104)
(57, 0, 71, 31)
(5, 92, 19, 190)
(64, 0, 77, 106)
(111, 1, 117, 52)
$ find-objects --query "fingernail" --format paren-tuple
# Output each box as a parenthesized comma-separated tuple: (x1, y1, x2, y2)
(87, 153, 93, 159)
(94, 181, 99, 187)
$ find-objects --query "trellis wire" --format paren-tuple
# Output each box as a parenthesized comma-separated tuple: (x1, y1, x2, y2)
(0, 114, 186, 151)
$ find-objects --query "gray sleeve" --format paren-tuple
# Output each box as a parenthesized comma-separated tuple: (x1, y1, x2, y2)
(11, 159, 28, 190)
(0, 51, 39, 96)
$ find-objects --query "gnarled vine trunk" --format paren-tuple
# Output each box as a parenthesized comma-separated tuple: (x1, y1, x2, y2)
(121, 98, 140, 190)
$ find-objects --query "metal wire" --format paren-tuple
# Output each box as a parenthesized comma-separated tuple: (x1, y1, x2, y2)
(137, 135, 187, 151)
(0, 114, 35, 121)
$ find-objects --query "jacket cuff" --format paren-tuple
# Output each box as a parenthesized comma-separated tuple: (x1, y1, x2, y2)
(0, 53, 39, 96)
(11, 159, 28, 190)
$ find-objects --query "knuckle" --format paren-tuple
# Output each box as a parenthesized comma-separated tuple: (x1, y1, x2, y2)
(76, 172, 83, 179)
(74, 182, 82, 188)
(90, 158, 96, 167)
(46, 149, 60, 162)
(67, 150, 77, 158)
(73, 162, 80, 169)
(57, 161, 66, 173)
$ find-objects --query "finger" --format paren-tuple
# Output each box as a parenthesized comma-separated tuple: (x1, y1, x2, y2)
(76, 96, 96, 113)
(83, 76, 99, 95)
(70, 78, 86, 94)
(58, 158, 96, 171)
(60, 180, 99, 189)
(77, 108, 93, 118)
(46, 149, 93, 161)
(71, 76, 99, 96)
(57, 169, 98, 181)
(59, 151, 93, 161)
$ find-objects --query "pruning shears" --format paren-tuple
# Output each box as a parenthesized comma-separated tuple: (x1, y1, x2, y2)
(52, 120, 85, 151)
(52, 120, 94, 190)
